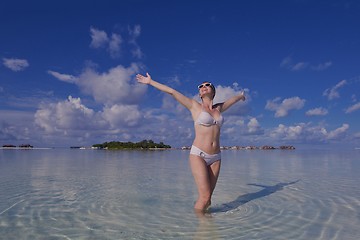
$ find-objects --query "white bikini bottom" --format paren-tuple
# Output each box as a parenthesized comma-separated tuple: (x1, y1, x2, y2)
(190, 145, 221, 166)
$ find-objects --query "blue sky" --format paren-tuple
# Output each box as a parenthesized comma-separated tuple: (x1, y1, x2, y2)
(1, 0, 359, 148)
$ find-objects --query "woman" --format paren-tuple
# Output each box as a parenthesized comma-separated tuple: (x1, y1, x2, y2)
(136, 72, 246, 212)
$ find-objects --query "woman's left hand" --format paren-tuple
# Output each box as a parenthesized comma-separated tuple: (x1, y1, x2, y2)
(136, 73, 152, 84)
(240, 91, 246, 101)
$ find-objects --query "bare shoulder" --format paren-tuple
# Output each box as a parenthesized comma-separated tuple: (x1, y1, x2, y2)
(191, 100, 202, 111)
(189, 100, 202, 116)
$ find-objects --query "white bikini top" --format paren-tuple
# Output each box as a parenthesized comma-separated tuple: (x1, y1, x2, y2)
(195, 110, 224, 127)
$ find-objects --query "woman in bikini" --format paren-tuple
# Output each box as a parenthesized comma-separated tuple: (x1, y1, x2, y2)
(136, 72, 246, 212)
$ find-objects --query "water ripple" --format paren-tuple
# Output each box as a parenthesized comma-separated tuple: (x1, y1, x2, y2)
(1, 149, 360, 239)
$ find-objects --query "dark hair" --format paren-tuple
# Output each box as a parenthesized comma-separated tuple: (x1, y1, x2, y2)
(210, 83, 216, 98)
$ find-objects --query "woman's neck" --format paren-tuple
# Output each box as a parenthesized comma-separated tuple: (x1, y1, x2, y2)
(201, 97, 213, 109)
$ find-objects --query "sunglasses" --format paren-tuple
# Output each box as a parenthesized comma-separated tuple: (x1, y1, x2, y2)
(198, 83, 212, 89)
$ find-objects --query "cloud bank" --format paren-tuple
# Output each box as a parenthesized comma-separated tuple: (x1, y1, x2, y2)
(48, 63, 146, 106)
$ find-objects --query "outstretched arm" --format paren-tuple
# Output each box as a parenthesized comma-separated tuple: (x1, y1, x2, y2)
(218, 91, 246, 112)
(136, 73, 194, 110)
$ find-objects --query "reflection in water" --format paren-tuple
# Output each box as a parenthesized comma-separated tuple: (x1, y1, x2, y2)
(210, 180, 300, 213)
(193, 211, 221, 240)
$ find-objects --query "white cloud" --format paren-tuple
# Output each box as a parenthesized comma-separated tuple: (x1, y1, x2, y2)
(0, 110, 35, 142)
(280, 57, 308, 71)
(33, 96, 145, 145)
(247, 117, 263, 134)
(161, 94, 177, 110)
(280, 57, 332, 72)
(102, 104, 141, 128)
(109, 33, 122, 58)
(271, 123, 305, 140)
(306, 107, 328, 116)
(129, 24, 141, 39)
(90, 27, 109, 48)
(48, 63, 146, 106)
(89, 27, 122, 58)
(161, 94, 189, 117)
(128, 25, 143, 59)
(323, 80, 347, 100)
(312, 61, 332, 71)
(345, 102, 360, 113)
(76, 63, 146, 105)
(34, 96, 96, 133)
(47, 70, 77, 83)
(222, 121, 349, 146)
(132, 47, 143, 59)
(89, 25, 142, 59)
(214, 116, 264, 143)
(291, 62, 308, 71)
(354, 132, 360, 139)
(269, 122, 349, 142)
(3, 58, 29, 71)
(265, 96, 305, 117)
(35, 62, 151, 145)
(0, 127, 16, 141)
(33, 58, 159, 145)
(326, 124, 349, 140)
(33, 95, 156, 145)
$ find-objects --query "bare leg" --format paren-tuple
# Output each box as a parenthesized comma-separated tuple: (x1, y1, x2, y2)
(189, 155, 212, 212)
(208, 160, 221, 203)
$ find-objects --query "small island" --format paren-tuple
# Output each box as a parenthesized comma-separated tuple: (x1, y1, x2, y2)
(92, 139, 171, 150)
(2, 144, 34, 149)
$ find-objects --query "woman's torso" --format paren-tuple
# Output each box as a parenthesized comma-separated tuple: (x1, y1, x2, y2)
(191, 104, 223, 154)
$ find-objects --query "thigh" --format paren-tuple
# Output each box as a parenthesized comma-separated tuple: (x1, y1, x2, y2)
(189, 154, 211, 195)
(208, 160, 221, 192)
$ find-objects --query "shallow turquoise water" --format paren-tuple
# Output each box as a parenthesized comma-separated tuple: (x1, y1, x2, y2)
(0, 148, 359, 239)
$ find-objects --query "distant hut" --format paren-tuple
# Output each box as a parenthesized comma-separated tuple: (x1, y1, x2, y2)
(19, 144, 33, 148)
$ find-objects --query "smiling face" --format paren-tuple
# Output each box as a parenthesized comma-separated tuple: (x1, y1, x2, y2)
(198, 82, 215, 99)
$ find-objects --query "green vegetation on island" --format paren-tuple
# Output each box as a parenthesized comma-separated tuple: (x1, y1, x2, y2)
(92, 140, 171, 150)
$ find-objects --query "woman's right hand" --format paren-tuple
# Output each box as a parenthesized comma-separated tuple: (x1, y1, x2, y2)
(136, 72, 152, 84)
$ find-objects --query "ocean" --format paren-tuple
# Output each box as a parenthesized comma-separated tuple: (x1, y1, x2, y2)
(0, 148, 359, 239)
